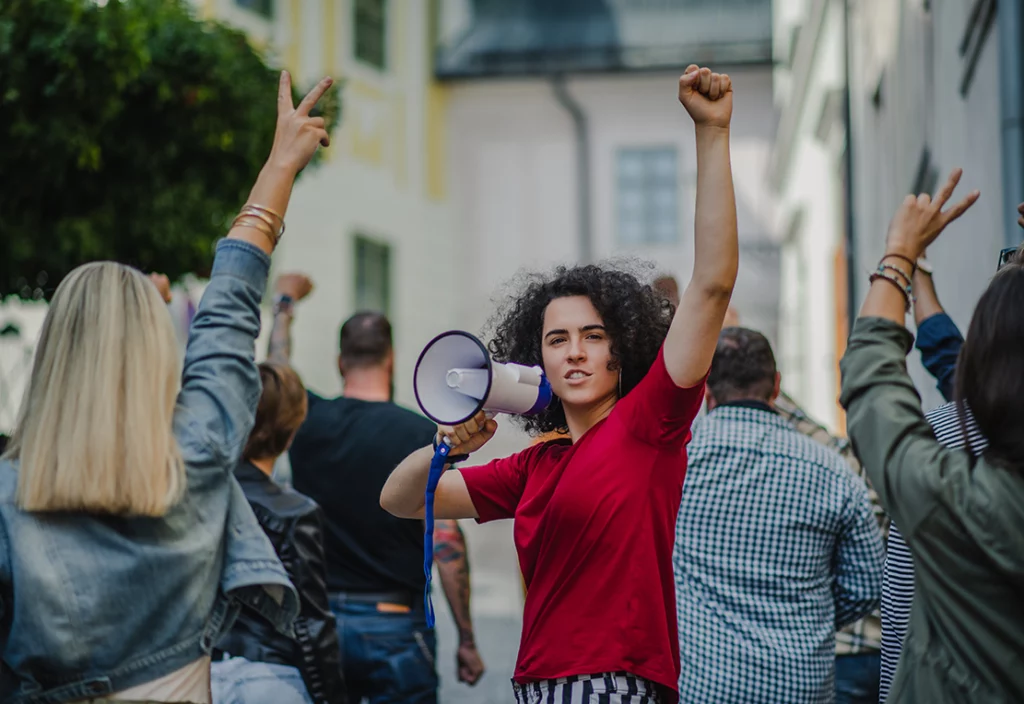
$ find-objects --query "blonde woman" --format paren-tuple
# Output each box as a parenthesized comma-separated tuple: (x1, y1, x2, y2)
(0, 72, 333, 704)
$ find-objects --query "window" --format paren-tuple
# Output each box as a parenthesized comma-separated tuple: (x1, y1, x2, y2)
(354, 235, 391, 314)
(616, 147, 679, 246)
(354, 0, 387, 70)
(235, 0, 273, 19)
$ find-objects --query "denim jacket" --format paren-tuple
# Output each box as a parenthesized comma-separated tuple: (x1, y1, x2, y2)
(0, 240, 299, 703)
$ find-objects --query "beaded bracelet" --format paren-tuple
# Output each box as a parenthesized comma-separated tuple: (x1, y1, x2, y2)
(869, 271, 912, 313)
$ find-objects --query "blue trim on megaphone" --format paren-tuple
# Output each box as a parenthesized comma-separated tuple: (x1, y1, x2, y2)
(528, 375, 554, 415)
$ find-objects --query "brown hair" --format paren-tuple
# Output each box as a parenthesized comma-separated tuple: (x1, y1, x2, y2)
(708, 327, 778, 403)
(243, 362, 308, 461)
(339, 311, 392, 371)
(954, 248, 1024, 469)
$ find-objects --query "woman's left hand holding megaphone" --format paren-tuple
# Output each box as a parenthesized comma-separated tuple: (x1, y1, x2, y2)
(437, 410, 498, 458)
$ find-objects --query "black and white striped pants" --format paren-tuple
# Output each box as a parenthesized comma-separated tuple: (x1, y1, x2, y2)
(511, 672, 661, 703)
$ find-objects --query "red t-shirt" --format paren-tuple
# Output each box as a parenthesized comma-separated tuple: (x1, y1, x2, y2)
(459, 346, 705, 703)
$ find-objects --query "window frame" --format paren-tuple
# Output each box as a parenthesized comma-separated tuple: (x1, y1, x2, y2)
(614, 145, 681, 247)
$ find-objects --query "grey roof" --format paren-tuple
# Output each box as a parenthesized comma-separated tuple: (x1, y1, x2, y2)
(435, 0, 773, 79)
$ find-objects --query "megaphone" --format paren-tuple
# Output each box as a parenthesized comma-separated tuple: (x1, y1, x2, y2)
(414, 330, 553, 425)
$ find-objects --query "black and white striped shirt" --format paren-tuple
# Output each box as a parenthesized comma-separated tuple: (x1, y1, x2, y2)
(878, 402, 987, 702)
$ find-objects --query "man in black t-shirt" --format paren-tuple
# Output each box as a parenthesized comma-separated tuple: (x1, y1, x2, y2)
(267, 274, 484, 704)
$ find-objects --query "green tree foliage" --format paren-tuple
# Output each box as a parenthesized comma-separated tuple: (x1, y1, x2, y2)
(0, 0, 340, 300)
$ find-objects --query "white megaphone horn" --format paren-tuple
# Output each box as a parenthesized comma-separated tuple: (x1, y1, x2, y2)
(413, 330, 553, 425)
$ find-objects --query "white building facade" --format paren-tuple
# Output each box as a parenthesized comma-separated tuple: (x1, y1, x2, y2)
(768, 0, 850, 430)
(770, 0, 1024, 430)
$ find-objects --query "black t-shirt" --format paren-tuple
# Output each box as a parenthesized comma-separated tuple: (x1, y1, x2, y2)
(289, 392, 436, 594)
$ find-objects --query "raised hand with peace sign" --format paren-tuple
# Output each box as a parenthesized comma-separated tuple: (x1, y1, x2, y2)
(883, 168, 981, 262)
(227, 71, 335, 254)
(269, 71, 334, 176)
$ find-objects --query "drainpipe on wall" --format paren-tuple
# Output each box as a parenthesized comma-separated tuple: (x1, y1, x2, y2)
(998, 0, 1024, 246)
(551, 74, 593, 264)
(842, 0, 858, 329)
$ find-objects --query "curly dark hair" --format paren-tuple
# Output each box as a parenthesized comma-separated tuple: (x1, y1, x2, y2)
(485, 262, 673, 436)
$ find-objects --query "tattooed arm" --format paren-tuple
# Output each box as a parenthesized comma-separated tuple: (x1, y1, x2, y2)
(267, 273, 314, 364)
(434, 519, 485, 685)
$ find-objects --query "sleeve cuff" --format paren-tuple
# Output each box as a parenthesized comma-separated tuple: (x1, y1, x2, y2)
(850, 316, 915, 354)
(211, 238, 272, 289)
(914, 312, 963, 351)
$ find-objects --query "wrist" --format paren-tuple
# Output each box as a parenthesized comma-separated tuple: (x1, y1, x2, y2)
(272, 293, 295, 316)
(261, 158, 300, 180)
(695, 124, 730, 140)
(458, 628, 476, 646)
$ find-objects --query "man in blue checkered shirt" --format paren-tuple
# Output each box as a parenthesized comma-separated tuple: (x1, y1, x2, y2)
(674, 327, 884, 703)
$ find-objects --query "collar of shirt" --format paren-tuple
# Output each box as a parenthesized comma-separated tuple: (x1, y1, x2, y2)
(715, 399, 778, 415)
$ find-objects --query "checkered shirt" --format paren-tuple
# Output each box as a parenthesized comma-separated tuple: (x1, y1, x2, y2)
(674, 405, 885, 703)
(774, 393, 889, 655)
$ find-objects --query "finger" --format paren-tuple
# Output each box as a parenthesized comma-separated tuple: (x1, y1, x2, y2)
(932, 168, 963, 209)
(721, 74, 732, 95)
(1018, 201, 1024, 215)
(904, 194, 917, 207)
(483, 419, 498, 435)
(698, 67, 712, 94)
(297, 76, 334, 116)
(940, 189, 980, 227)
(916, 193, 931, 208)
(462, 417, 481, 435)
(316, 129, 330, 148)
(1019, 215, 1024, 229)
(277, 70, 293, 114)
(308, 116, 326, 130)
(679, 68, 699, 88)
(708, 73, 722, 100)
(452, 425, 473, 444)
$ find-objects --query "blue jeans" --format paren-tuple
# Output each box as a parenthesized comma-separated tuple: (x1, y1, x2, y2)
(330, 595, 438, 704)
(835, 652, 881, 704)
(211, 656, 313, 704)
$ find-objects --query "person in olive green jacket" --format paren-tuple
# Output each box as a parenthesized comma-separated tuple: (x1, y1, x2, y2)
(839, 167, 1024, 703)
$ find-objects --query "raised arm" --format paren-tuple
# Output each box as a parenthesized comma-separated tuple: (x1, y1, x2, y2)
(174, 72, 333, 466)
(840, 169, 980, 533)
(664, 66, 739, 388)
(912, 262, 963, 401)
(267, 273, 315, 365)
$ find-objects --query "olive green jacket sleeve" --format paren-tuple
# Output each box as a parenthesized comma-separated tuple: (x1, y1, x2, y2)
(838, 317, 974, 538)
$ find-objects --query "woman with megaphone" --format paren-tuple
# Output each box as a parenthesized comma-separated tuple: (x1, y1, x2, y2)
(382, 65, 738, 704)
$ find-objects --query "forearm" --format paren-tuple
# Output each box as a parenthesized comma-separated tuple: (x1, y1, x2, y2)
(690, 127, 739, 295)
(858, 278, 908, 327)
(380, 445, 437, 518)
(912, 271, 943, 324)
(434, 520, 475, 644)
(663, 127, 737, 386)
(226, 162, 298, 255)
(267, 309, 294, 364)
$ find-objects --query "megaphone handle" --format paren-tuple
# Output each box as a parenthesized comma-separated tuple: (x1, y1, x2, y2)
(422, 442, 452, 629)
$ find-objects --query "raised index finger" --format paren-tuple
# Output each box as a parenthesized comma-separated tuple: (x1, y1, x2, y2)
(297, 76, 334, 116)
(932, 167, 964, 209)
(278, 70, 293, 114)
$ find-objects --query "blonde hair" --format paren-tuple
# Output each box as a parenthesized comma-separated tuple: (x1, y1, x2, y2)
(3, 262, 185, 516)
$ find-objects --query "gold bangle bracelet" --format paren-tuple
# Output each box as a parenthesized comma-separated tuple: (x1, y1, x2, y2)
(232, 215, 278, 247)
(238, 207, 284, 240)
(244, 203, 285, 231)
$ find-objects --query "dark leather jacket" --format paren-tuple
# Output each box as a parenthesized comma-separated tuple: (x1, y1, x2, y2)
(215, 462, 347, 704)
